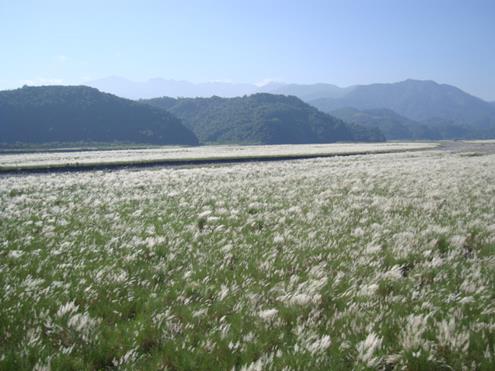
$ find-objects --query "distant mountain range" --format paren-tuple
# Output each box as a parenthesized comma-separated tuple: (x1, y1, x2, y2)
(87, 77, 357, 101)
(0, 86, 198, 145)
(142, 94, 384, 144)
(87, 77, 495, 138)
(0, 86, 383, 146)
(263, 83, 355, 101)
(3, 78, 495, 146)
(87, 76, 259, 99)
(308, 80, 495, 139)
(308, 80, 495, 124)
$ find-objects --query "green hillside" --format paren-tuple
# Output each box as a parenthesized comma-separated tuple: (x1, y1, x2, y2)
(331, 107, 490, 140)
(0, 86, 199, 146)
(143, 93, 384, 144)
(310, 80, 495, 127)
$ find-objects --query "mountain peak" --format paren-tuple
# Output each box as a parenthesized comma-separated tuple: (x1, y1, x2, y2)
(401, 78, 439, 85)
(310, 80, 495, 123)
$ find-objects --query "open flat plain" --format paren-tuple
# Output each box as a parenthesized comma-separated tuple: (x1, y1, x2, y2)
(1, 142, 494, 370)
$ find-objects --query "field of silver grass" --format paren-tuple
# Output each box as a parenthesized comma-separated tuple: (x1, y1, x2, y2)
(0, 142, 435, 169)
(1, 150, 494, 370)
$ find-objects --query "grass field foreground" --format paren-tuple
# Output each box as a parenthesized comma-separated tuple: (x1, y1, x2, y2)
(0, 149, 494, 369)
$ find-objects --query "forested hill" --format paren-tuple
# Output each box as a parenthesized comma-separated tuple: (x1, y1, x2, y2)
(309, 79, 495, 125)
(330, 107, 475, 140)
(0, 85, 198, 145)
(142, 93, 384, 144)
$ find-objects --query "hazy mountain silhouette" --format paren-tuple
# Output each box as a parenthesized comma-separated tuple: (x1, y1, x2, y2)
(309, 79, 495, 125)
(262, 83, 355, 101)
(0, 86, 198, 145)
(142, 93, 384, 144)
(88, 78, 495, 137)
(87, 77, 355, 101)
(87, 76, 258, 99)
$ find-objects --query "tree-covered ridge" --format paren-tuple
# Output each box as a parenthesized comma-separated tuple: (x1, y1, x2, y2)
(330, 107, 418, 140)
(309, 80, 495, 130)
(143, 93, 384, 144)
(0, 86, 199, 146)
(330, 107, 494, 140)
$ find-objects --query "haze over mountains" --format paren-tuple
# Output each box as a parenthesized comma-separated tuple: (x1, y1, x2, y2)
(308, 80, 495, 139)
(91, 77, 495, 140)
(273, 81, 495, 138)
(308, 80, 494, 123)
(88, 77, 495, 132)
(88, 77, 260, 100)
(87, 76, 354, 101)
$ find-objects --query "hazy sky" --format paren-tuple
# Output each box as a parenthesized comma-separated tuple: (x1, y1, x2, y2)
(1, 0, 494, 100)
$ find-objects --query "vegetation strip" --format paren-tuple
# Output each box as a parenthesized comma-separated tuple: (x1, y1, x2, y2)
(0, 146, 434, 174)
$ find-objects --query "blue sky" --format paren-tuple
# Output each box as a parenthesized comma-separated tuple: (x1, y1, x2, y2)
(1, 0, 494, 100)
